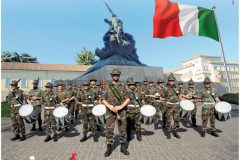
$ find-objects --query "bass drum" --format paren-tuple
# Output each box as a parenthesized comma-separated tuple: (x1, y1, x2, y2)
(180, 100, 195, 119)
(215, 101, 231, 121)
(19, 104, 38, 124)
(53, 107, 69, 128)
(140, 105, 156, 125)
(92, 104, 106, 125)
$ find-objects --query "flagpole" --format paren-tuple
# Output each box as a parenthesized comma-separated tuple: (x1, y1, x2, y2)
(212, 6, 232, 93)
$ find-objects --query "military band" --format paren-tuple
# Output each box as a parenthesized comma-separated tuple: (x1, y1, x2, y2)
(6, 68, 227, 158)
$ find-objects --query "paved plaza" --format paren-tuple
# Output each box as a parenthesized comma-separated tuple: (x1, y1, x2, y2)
(1, 105, 239, 160)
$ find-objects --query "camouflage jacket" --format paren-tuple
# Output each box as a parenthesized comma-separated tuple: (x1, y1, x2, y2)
(176, 86, 184, 95)
(102, 81, 129, 106)
(145, 86, 156, 104)
(164, 85, 180, 103)
(28, 88, 43, 106)
(41, 90, 58, 107)
(91, 85, 102, 100)
(127, 89, 143, 113)
(7, 89, 27, 113)
(155, 86, 166, 102)
(184, 87, 199, 99)
(76, 88, 98, 105)
(200, 87, 217, 103)
(55, 89, 69, 104)
(66, 88, 77, 104)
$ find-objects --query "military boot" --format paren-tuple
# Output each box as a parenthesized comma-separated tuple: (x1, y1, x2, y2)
(173, 129, 180, 139)
(44, 135, 52, 142)
(30, 124, 36, 131)
(97, 125, 101, 131)
(93, 134, 98, 142)
(38, 124, 43, 131)
(11, 134, 21, 141)
(70, 119, 74, 124)
(52, 133, 58, 142)
(136, 131, 142, 141)
(201, 130, 206, 137)
(191, 117, 197, 127)
(166, 131, 171, 139)
(127, 129, 131, 141)
(80, 134, 87, 142)
(104, 144, 112, 157)
(210, 131, 219, 137)
(120, 143, 129, 155)
(20, 135, 26, 141)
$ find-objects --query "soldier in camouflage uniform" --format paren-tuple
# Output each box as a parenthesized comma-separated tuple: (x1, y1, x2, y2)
(199, 77, 220, 137)
(55, 80, 70, 131)
(7, 79, 27, 141)
(102, 68, 130, 157)
(182, 79, 199, 127)
(164, 75, 181, 139)
(140, 77, 148, 95)
(175, 80, 185, 128)
(72, 83, 80, 120)
(76, 80, 98, 142)
(126, 78, 144, 141)
(66, 81, 77, 124)
(27, 78, 43, 131)
(154, 78, 167, 129)
(90, 78, 102, 131)
(145, 79, 159, 129)
(41, 82, 58, 142)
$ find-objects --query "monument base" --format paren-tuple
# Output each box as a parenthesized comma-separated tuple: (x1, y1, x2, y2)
(75, 65, 163, 82)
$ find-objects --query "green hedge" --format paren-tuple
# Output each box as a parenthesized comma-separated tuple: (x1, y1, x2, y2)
(1, 101, 11, 117)
(220, 93, 239, 105)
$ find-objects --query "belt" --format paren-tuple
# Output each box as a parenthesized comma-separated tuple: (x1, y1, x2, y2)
(203, 102, 215, 105)
(166, 102, 179, 105)
(82, 104, 94, 107)
(12, 104, 21, 107)
(128, 104, 140, 108)
(44, 106, 55, 109)
(155, 100, 161, 102)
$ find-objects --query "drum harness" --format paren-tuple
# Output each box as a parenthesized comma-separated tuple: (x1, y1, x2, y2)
(11, 91, 24, 107)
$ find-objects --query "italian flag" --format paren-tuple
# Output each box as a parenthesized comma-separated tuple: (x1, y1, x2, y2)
(153, 0, 219, 41)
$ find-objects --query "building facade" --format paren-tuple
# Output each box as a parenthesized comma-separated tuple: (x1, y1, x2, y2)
(170, 54, 239, 93)
(1, 62, 91, 101)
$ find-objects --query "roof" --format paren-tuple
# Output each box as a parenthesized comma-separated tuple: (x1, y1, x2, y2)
(183, 54, 221, 63)
(167, 63, 195, 73)
(1, 62, 91, 72)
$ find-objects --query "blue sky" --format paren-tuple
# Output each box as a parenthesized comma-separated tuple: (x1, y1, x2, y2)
(1, 0, 239, 71)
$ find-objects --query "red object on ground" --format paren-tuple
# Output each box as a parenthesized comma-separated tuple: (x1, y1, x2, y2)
(69, 152, 77, 160)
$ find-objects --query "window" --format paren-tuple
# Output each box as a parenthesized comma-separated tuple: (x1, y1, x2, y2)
(5, 78, 11, 88)
(51, 79, 56, 85)
(38, 79, 43, 87)
(214, 66, 217, 70)
(21, 78, 27, 88)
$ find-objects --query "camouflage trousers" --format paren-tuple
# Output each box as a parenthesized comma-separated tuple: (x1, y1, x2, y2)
(75, 104, 80, 119)
(126, 109, 141, 132)
(105, 109, 127, 144)
(67, 103, 75, 121)
(165, 103, 181, 131)
(202, 104, 216, 131)
(81, 107, 97, 135)
(44, 109, 57, 136)
(154, 101, 166, 126)
(33, 105, 42, 126)
(182, 104, 197, 122)
(11, 112, 26, 136)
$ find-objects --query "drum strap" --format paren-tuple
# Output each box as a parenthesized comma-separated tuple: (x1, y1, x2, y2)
(12, 91, 23, 105)
(108, 83, 123, 105)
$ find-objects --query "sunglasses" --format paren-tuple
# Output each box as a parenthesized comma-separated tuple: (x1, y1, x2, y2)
(112, 74, 120, 77)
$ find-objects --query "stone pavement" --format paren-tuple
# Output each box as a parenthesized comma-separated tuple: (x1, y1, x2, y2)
(1, 105, 239, 160)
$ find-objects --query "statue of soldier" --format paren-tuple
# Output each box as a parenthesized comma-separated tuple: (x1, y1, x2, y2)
(154, 78, 167, 129)
(102, 68, 130, 157)
(75, 81, 99, 142)
(6, 79, 27, 141)
(126, 78, 145, 141)
(164, 75, 181, 139)
(55, 80, 70, 131)
(41, 82, 58, 142)
(182, 79, 199, 127)
(199, 77, 220, 137)
(27, 78, 43, 131)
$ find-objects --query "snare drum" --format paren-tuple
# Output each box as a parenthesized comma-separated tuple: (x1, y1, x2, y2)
(92, 104, 106, 125)
(180, 100, 195, 118)
(53, 107, 69, 128)
(19, 104, 38, 124)
(140, 105, 156, 125)
(215, 101, 231, 121)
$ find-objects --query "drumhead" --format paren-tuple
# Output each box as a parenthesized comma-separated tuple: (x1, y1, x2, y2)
(140, 105, 156, 117)
(19, 104, 33, 117)
(92, 104, 106, 116)
(53, 107, 68, 118)
(215, 102, 231, 113)
(180, 100, 194, 111)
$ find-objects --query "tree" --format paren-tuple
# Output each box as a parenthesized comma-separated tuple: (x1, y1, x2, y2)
(1, 51, 38, 63)
(75, 48, 97, 65)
